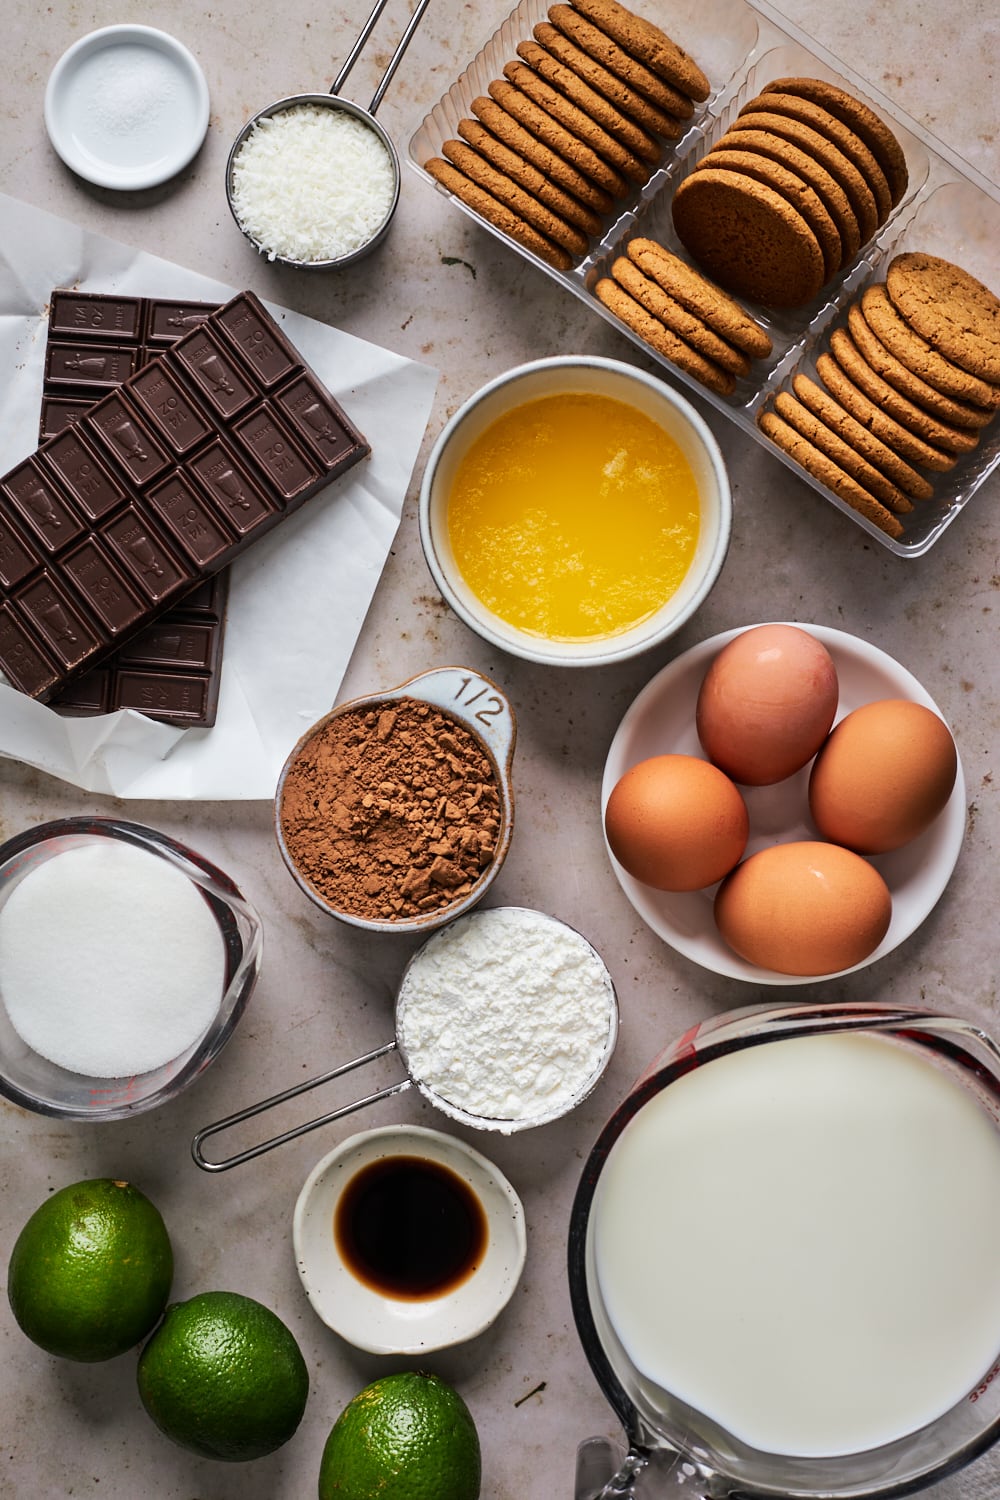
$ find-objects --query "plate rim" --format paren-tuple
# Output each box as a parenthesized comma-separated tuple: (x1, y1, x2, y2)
(601, 621, 967, 985)
(43, 23, 210, 191)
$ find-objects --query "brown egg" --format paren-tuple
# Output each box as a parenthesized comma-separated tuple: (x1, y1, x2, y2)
(714, 840, 892, 976)
(809, 699, 958, 854)
(696, 623, 839, 785)
(604, 754, 749, 892)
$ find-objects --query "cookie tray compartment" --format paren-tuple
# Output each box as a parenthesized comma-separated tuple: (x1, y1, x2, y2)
(406, 0, 1000, 556)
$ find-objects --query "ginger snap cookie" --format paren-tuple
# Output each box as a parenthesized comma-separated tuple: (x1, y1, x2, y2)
(694, 147, 841, 279)
(847, 307, 985, 448)
(626, 238, 772, 358)
(839, 325, 971, 465)
(671, 167, 826, 308)
(773, 389, 913, 513)
(570, 0, 711, 101)
(470, 95, 615, 214)
(860, 285, 1000, 410)
(711, 126, 860, 268)
(745, 91, 893, 224)
(531, 21, 685, 138)
(456, 119, 603, 235)
(515, 39, 662, 160)
(761, 76, 908, 206)
(816, 349, 959, 475)
(594, 277, 737, 395)
(757, 409, 905, 539)
(501, 60, 651, 183)
(425, 157, 573, 271)
(790, 373, 933, 501)
(487, 78, 629, 197)
(609, 256, 751, 376)
(547, 6, 697, 118)
(730, 109, 879, 245)
(440, 140, 590, 258)
(886, 252, 1000, 385)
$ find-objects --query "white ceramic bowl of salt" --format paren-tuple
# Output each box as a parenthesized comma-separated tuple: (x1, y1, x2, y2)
(0, 818, 262, 1120)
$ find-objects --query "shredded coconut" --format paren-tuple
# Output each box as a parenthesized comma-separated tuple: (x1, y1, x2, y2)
(396, 906, 616, 1130)
(0, 841, 226, 1077)
(230, 103, 396, 263)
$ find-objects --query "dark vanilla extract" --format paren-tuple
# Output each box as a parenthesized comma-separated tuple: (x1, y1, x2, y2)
(334, 1154, 489, 1299)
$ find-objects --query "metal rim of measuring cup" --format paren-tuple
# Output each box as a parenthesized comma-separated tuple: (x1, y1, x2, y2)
(225, 92, 401, 271)
(190, 905, 619, 1171)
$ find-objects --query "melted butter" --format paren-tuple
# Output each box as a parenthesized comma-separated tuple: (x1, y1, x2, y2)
(447, 392, 701, 641)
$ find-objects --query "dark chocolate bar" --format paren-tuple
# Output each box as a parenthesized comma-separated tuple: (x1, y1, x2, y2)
(1, 290, 370, 705)
(51, 572, 229, 727)
(39, 291, 229, 727)
(38, 290, 216, 443)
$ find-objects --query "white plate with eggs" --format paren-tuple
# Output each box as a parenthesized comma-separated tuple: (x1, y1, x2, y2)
(601, 623, 966, 984)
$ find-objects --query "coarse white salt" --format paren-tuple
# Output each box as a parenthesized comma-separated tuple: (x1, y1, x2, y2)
(396, 906, 616, 1130)
(230, 103, 396, 263)
(0, 841, 226, 1078)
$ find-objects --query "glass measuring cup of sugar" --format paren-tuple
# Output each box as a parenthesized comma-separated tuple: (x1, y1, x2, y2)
(225, 0, 430, 269)
(0, 817, 262, 1121)
(569, 1001, 1000, 1499)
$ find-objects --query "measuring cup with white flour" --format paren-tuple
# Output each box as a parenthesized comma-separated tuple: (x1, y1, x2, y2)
(569, 1000, 1000, 1499)
(192, 905, 618, 1170)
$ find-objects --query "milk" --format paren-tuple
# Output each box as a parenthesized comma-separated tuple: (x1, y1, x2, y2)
(592, 1030, 1000, 1459)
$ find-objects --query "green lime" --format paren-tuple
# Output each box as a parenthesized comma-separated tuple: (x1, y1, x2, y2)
(136, 1290, 309, 1462)
(7, 1177, 173, 1362)
(318, 1370, 481, 1500)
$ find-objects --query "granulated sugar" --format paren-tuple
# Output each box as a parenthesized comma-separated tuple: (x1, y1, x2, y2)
(0, 841, 225, 1077)
(230, 103, 396, 263)
(396, 906, 616, 1129)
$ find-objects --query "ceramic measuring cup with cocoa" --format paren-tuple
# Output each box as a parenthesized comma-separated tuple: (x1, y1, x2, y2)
(274, 665, 515, 934)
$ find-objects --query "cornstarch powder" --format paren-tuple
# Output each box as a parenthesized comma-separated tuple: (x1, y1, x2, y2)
(0, 841, 225, 1077)
(396, 906, 615, 1129)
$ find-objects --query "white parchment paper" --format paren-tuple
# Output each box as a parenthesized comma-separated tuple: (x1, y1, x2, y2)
(0, 193, 439, 799)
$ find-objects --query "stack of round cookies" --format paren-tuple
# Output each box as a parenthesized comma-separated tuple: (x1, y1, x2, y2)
(671, 76, 908, 308)
(424, 0, 710, 271)
(594, 238, 773, 396)
(758, 253, 1000, 538)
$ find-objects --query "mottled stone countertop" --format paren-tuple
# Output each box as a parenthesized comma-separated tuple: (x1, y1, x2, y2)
(1, 0, 998, 1496)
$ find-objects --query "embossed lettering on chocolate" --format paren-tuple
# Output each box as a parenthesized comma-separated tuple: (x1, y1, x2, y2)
(0, 290, 370, 702)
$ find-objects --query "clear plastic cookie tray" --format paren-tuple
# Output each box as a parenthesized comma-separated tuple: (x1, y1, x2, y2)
(406, 0, 1000, 556)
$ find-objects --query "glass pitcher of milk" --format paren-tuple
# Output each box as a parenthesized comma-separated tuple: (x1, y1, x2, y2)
(569, 1001, 1000, 1498)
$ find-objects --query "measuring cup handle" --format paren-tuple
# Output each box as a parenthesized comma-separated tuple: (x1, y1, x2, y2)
(191, 1040, 410, 1171)
(398, 665, 517, 773)
(368, 0, 432, 115)
(576, 1441, 649, 1499)
(575, 1441, 716, 1499)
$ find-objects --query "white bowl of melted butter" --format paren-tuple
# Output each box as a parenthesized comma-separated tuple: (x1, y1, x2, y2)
(419, 356, 732, 667)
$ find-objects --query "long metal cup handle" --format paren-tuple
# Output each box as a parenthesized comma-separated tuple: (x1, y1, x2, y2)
(191, 1040, 411, 1171)
(330, 0, 432, 115)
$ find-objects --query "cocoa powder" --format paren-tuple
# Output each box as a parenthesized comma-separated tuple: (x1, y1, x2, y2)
(278, 697, 503, 921)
